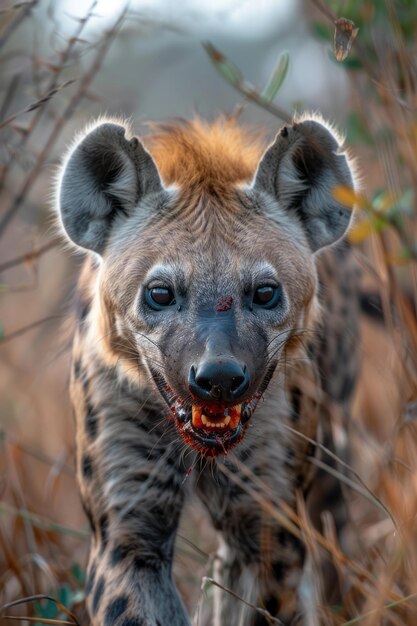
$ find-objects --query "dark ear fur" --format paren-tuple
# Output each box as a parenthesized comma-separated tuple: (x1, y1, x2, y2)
(254, 118, 355, 252)
(58, 122, 162, 253)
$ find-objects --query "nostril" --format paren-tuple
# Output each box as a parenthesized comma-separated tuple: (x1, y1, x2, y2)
(190, 361, 249, 402)
(230, 365, 250, 400)
(210, 384, 222, 399)
(197, 376, 212, 392)
(230, 375, 245, 392)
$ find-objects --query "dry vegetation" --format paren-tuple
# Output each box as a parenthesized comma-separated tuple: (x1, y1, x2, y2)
(1, 0, 417, 624)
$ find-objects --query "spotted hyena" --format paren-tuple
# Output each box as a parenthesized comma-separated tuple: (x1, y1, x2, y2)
(56, 116, 359, 625)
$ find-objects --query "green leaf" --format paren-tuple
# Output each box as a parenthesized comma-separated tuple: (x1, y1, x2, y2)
(34, 599, 57, 619)
(71, 561, 86, 585)
(262, 51, 289, 102)
(312, 21, 332, 41)
(58, 584, 71, 608)
(202, 42, 242, 86)
(341, 56, 362, 69)
(389, 189, 414, 217)
(346, 112, 373, 146)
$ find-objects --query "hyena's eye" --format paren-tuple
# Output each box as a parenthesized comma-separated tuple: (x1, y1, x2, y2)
(253, 285, 281, 309)
(146, 286, 176, 309)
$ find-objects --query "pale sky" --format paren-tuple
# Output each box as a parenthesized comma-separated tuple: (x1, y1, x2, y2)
(58, 0, 299, 39)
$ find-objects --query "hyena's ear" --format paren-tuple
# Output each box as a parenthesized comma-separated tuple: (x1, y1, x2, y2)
(57, 122, 163, 253)
(253, 119, 354, 252)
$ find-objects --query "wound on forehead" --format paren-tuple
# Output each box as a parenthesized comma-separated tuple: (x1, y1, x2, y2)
(215, 295, 234, 313)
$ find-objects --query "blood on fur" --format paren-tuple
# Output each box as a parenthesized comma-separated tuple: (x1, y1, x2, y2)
(215, 295, 233, 313)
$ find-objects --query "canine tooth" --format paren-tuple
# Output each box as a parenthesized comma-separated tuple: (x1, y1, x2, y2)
(224, 415, 231, 426)
(192, 406, 203, 429)
(201, 414, 209, 426)
(230, 404, 242, 429)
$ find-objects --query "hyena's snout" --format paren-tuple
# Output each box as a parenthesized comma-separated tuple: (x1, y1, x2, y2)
(188, 327, 250, 403)
(155, 328, 267, 456)
(188, 355, 249, 403)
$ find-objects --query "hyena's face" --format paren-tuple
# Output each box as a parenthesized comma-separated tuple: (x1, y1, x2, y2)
(105, 219, 317, 455)
(58, 119, 355, 455)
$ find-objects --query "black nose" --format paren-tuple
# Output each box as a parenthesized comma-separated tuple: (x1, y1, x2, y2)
(189, 359, 249, 402)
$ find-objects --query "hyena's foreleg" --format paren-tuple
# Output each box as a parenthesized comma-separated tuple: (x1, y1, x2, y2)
(196, 460, 306, 626)
(72, 362, 191, 626)
(81, 431, 190, 626)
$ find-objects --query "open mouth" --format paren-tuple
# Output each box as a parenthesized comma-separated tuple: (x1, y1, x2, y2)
(150, 368, 275, 456)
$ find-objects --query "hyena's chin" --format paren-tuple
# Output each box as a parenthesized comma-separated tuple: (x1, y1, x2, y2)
(150, 365, 277, 457)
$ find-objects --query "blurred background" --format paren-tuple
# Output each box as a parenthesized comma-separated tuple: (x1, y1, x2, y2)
(1, 0, 417, 624)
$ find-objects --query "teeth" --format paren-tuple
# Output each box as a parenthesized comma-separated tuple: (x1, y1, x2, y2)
(192, 404, 242, 431)
(200, 414, 231, 429)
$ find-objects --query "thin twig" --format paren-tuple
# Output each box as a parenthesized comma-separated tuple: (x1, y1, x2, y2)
(281, 423, 397, 528)
(1, 594, 80, 626)
(202, 42, 292, 124)
(0, 431, 74, 474)
(202, 577, 283, 625)
(309, 0, 335, 22)
(0, 501, 89, 539)
(0, 80, 76, 129)
(0, 1, 38, 51)
(0, 315, 62, 344)
(0, 7, 127, 237)
(225, 80, 292, 124)
(217, 460, 399, 602)
(341, 592, 417, 625)
(0, 0, 98, 189)
(0, 74, 20, 120)
(3, 617, 74, 625)
(0, 239, 59, 273)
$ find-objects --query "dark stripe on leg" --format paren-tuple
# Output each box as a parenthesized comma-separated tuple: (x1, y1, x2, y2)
(104, 596, 129, 626)
(92, 575, 105, 615)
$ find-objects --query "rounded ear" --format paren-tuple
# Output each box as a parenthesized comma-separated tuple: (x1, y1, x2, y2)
(253, 119, 355, 252)
(57, 122, 163, 254)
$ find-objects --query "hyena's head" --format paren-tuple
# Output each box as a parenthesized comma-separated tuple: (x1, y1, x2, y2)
(57, 117, 355, 456)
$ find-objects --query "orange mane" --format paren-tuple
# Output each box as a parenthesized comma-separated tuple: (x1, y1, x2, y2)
(144, 118, 266, 194)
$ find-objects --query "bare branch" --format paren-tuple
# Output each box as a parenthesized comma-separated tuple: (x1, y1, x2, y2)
(0, 7, 127, 237)
(0, 238, 59, 273)
(0, 1, 38, 51)
(0, 315, 62, 344)
(0, 80, 76, 129)
(202, 577, 284, 625)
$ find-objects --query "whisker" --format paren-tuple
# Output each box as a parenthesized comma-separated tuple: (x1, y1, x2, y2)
(133, 330, 167, 356)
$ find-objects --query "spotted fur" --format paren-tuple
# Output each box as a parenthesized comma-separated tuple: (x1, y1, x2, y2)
(57, 116, 359, 625)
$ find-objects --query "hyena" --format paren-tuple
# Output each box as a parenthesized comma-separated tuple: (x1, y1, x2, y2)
(57, 116, 359, 625)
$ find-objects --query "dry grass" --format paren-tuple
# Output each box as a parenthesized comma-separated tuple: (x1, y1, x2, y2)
(1, 0, 417, 624)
